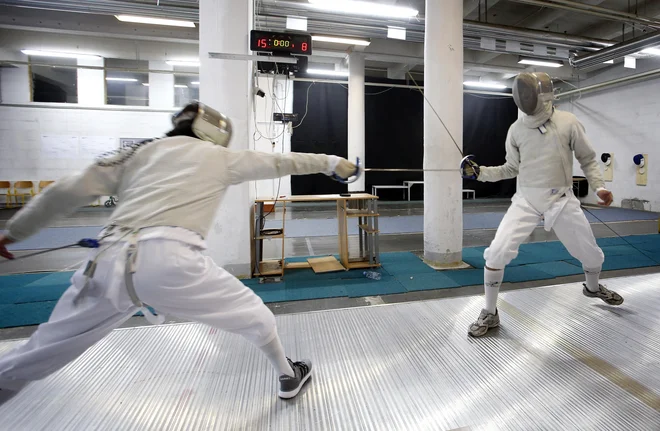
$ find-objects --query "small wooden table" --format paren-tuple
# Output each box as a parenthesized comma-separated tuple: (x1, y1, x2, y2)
(251, 193, 381, 278)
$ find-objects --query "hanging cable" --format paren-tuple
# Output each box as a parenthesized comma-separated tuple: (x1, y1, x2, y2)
(406, 70, 464, 157)
(293, 81, 315, 129)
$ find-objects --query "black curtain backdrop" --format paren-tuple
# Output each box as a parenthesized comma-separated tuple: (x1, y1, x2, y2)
(291, 80, 518, 199)
(291, 82, 349, 195)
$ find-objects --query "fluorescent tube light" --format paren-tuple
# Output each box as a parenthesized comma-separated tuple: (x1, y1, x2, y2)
(312, 35, 371, 46)
(308, 0, 418, 18)
(306, 69, 349, 77)
(115, 15, 195, 28)
(641, 47, 660, 55)
(463, 81, 507, 89)
(518, 58, 563, 68)
(387, 26, 407, 41)
(21, 49, 101, 60)
(106, 77, 138, 82)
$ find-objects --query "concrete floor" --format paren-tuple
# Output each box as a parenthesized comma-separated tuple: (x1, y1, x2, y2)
(1, 200, 659, 340)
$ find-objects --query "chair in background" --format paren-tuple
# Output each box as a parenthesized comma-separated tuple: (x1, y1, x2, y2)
(39, 180, 55, 193)
(13, 181, 35, 206)
(0, 181, 13, 208)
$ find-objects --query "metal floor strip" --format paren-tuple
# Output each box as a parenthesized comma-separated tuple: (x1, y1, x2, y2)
(1, 274, 659, 430)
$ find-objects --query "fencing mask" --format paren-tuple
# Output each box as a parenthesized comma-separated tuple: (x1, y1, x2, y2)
(512, 72, 554, 116)
(171, 102, 233, 147)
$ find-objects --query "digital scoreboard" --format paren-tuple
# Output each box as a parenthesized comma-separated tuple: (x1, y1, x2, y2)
(250, 30, 313, 56)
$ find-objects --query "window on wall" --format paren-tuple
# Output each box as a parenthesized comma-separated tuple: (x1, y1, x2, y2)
(105, 59, 149, 106)
(174, 74, 199, 107)
(30, 57, 78, 103)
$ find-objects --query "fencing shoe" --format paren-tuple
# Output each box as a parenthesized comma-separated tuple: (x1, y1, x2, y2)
(468, 309, 500, 337)
(582, 283, 624, 306)
(278, 359, 312, 399)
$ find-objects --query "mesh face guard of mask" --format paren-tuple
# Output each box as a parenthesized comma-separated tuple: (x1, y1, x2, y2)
(172, 102, 233, 147)
(512, 72, 554, 115)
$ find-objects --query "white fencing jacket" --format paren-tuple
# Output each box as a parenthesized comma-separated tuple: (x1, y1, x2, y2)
(478, 108, 605, 214)
(6, 136, 340, 242)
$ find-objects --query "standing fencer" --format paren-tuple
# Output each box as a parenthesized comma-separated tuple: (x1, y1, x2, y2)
(460, 72, 623, 338)
(0, 102, 359, 404)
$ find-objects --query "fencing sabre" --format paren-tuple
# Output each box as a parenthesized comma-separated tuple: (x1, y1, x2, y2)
(0, 238, 100, 264)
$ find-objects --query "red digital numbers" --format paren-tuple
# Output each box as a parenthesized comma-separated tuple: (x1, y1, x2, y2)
(258, 38, 268, 49)
(301, 42, 308, 52)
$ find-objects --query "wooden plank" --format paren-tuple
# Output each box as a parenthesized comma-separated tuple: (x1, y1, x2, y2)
(308, 256, 345, 273)
(337, 200, 349, 268)
(250, 204, 256, 277)
(359, 224, 380, 234)
(258, 260, 283, 276)
(255, 193, 377, 203)
(285, 261, 312, 269)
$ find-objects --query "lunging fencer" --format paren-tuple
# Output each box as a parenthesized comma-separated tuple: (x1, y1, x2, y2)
(460, 72, 623, 338)
(0, 102, 360, 404)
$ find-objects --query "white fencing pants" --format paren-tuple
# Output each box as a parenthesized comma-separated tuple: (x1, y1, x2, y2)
(484, 193, 605, 270)
(0, 238, 277, 391)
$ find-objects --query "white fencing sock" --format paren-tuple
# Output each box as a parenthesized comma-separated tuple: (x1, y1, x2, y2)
(584, 267, 602, 293)
(484, 268, 504, 314)
(259, 335, 295, 377)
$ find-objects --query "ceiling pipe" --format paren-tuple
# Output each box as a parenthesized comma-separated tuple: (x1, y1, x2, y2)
(570, 31, 660, 69)
(556, 67, 660, 100)
(507, 0, 660, 30)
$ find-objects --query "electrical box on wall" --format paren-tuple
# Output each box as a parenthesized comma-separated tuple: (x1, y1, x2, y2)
(601, 152, 614, 182)
(634, 153, 648, 186)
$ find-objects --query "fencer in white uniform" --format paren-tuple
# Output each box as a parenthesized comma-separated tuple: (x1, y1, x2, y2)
(0, 102, 360, 404)
(460, 72, 623, 338)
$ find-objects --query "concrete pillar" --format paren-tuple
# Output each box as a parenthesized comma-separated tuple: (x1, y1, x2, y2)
(199, 0, 253, 276)
(423, 0, 463, 265)
(149, 60, 174, 108)
(348, 53, 365, 192)
(77, 57, 105, 106)
(0, 50, 30, 104)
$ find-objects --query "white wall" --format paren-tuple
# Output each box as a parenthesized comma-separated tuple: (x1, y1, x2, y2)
(0, 105, 171, 183)
(252, 75, 293, 198)
(560, 59, 660, 210)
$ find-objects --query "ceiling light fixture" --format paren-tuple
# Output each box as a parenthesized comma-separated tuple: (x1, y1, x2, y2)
(641, 47, 660, 55)
(387, 26, 407, 41)
(306, 69, 349, 77)
(518, 58, 563, 68)
(166, 60, 200, 67)
(21, 49, 101, 60)
(106, 77, 138, 82)
(190, 81, 200, 85)
(463, 81, 507, 89)
(174, 84, 188, 88)
(312, 35, 371, 46)
(115, 15, 195, 28)
(308, 0, 418, 18)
